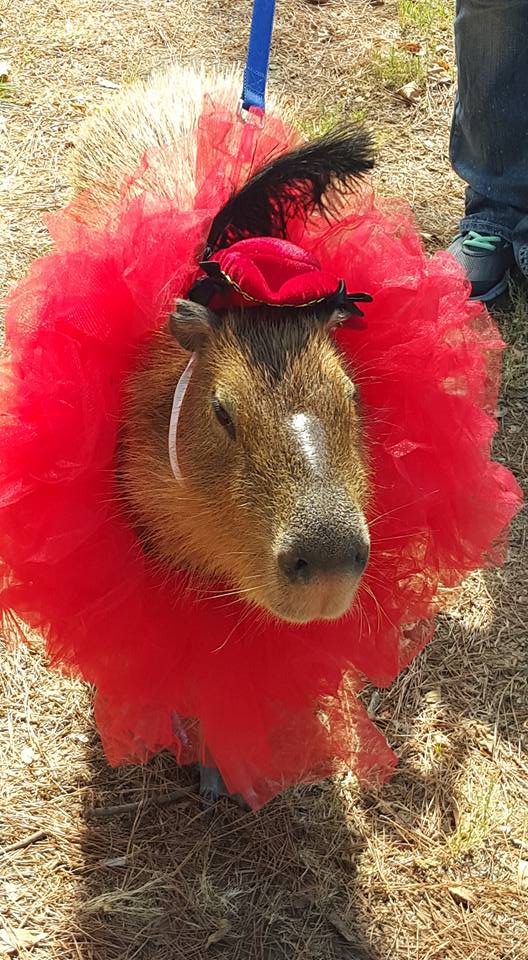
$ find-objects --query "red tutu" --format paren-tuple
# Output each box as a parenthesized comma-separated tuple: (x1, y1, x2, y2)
(0, 100, 522, 808)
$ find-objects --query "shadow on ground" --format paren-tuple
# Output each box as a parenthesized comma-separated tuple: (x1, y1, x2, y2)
(72, 755, 380, 960)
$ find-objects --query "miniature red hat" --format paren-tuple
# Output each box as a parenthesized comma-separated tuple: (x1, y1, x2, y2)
(188, 236, 372, 322)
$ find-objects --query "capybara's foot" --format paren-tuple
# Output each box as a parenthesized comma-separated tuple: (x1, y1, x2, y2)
(199, 765, 250, 811)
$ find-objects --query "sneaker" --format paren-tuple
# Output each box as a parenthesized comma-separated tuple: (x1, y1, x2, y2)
(448, 230, 515, 302)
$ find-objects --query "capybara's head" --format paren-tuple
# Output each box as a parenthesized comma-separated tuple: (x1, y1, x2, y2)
(120, 297, 370, 624)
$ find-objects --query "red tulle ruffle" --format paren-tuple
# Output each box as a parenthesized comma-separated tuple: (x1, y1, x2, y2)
(0, 100, 522, 808)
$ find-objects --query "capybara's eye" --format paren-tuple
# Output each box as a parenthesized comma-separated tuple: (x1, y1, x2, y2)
(211, 398, 236, 440)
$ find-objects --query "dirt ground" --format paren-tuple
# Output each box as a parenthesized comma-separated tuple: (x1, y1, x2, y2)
(1, 1, 527, 958)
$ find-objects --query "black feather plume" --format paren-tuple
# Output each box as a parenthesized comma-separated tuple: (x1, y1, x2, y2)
(204, 123, 375, 256)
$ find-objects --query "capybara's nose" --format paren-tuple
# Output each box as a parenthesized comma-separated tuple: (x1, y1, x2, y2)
(278, 528, 370, 584)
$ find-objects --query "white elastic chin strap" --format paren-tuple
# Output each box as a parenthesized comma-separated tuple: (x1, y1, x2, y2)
(168, 353, 197, 483)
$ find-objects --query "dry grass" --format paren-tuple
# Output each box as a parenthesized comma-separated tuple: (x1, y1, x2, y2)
(1, 1, 527, 958)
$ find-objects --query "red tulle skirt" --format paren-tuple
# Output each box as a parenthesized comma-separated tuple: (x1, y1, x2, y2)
(0, 100, 522, 808)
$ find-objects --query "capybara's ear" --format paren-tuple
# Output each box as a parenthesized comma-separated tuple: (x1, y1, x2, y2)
(326, 306, 351, 330)
(325, 302, 369, 332)
(168, 299, 219, 353)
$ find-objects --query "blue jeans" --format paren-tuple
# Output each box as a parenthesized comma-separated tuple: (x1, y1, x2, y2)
(450, 0, 528, 273)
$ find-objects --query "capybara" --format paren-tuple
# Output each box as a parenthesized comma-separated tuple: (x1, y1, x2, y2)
(2, 63, 521, 807)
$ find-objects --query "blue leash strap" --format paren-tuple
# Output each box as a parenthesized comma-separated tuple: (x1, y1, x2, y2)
(241, 0, 276, 112)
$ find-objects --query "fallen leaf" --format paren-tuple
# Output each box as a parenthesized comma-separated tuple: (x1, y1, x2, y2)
(449, 884, 477, 907)
(0, 929, 46, 955)
(2, 883, 19, 902)
(96, 77, 119, 90)
(435, 58, 451, 71)
(518, 860, 528, 888)
(401, 41, 426, 56)
(367, 689, 381, 717)
(428, 65, 452, 86)
(327, 911, 356, 944)
(396, 81, 421, 105)
(0, 61, 10, 82)
(20, 746, 34, 765)
(205, 920, 230, 949)
(424, 688, 441, 704)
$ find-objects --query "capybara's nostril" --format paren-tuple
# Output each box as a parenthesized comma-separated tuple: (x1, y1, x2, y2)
(278, 547, 313, 584)
(278, 530, 370, 584)
(350, 538, 370, 573)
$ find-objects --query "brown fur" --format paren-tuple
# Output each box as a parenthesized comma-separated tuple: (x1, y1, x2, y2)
(120, 307, 370, 623)
(68, 64, 288, 224)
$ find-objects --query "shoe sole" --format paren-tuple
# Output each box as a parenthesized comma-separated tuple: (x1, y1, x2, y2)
(469, 273, 510, 304)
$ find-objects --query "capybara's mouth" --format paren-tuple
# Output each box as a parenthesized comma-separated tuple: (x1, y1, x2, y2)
(251, 574, 362, 625)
